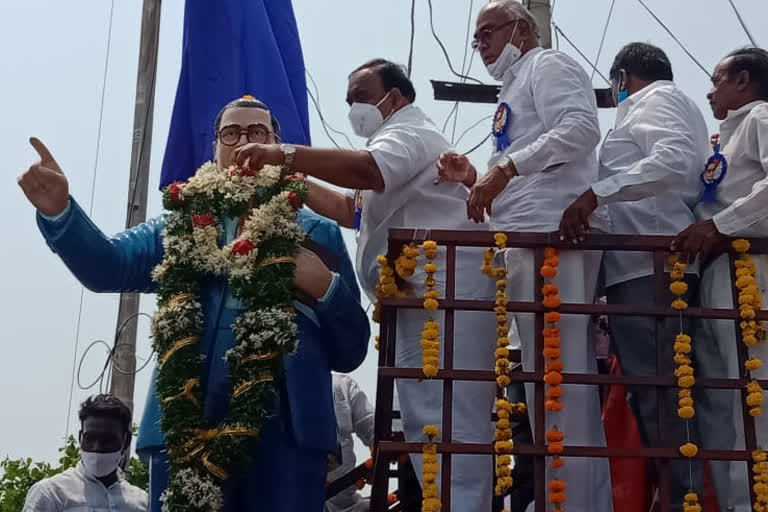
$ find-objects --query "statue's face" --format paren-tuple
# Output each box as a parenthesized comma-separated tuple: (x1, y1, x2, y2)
(214, 107, 276, 168)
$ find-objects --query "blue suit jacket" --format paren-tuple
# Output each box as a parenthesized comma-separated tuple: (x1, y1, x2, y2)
(37, 198, 369, 458)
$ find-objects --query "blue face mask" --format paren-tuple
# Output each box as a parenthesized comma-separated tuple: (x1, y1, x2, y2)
(617, 88, 629, 104)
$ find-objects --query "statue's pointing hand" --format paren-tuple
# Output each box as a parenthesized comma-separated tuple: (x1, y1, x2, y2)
(18, 137, 69, 216)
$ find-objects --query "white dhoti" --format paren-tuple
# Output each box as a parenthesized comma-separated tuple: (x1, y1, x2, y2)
(697, 253, 768, 512)
(394, 247, 500, 512)
(504, 248, 614, 512)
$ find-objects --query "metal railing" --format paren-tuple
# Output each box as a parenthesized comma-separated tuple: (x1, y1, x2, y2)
(369, 229, 768, 512)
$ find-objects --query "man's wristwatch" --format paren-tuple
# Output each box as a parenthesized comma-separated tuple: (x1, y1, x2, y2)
(281, 144, 297, 171)
(497, 156, 515, 179)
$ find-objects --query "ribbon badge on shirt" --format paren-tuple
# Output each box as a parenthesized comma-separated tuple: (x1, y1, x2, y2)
(492, 102, 512, 153)
(700, 138, 727, 203)
(353, 189, 363, 232)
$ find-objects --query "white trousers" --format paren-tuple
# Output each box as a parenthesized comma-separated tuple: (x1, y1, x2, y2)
(698, 254, 768, 512)
(504, 248, 614, 512)
(394, 247, 499, 512)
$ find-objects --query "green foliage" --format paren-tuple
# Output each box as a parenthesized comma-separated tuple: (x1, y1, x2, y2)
(0, 436, 148, 512)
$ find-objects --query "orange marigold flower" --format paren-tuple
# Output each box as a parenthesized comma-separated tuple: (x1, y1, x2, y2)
(543, 295, 562, 308)
(548, 386, 563, 399)
(547, 442, 564, 454)
(546, 399, 564, 411)
(544, 256, 560, 268)
(549, 491, 567, 504)
(546, 429, 565, 442)
(540, 265, 557, 278)
(544, 371, 563, 385)
(543, 347, 561, 359)
(543, 327, 561, 337)
(542, 284, 559, 296)
(544, 247, 559, 258)
(552, 457, 565, 468)
(544, 337, 562, 349)
(546, 360, 564, 372)
(679, 442, 698, 457)
(545, 311, 561, 323)
(549, 479, 567, 492)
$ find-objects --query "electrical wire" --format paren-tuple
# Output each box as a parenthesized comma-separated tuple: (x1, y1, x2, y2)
(454, 114, 493, 148)
(64, 0, 115, 440)
(462, 132, 493, 156)
(727, 0, 758, 47)
(305, 69, 356, 150)
(77, 313, 155, 394)
(591, 0, 616, 82)
(407, 0, 416, 77)
(450, 0, 476, 144)
(635, 0, 710, 77)
(426, 0, 484, 84)
(552, 23, 612, 86)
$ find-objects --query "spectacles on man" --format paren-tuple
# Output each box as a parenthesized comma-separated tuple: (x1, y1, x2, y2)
(217, 123, 273, 146)
(471, 20, 518, 49)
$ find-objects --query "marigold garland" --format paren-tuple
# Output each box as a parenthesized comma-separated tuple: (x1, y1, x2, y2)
(682, 491, 702, 512)
(483, 233, 516, 497)
(422, 425, 441, 512)
(421, 240, 441, 378)
(732, 239, 766, 418)
(753, 449, 768, 512)
(396, 243, 420, 278)
(540, 247, 566, 511)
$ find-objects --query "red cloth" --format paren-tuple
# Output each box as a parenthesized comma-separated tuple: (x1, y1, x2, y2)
(602, 355, 649, 512)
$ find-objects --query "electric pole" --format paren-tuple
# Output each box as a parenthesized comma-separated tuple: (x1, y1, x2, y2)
(524, 0, 552, 49)
(110, 0, 162, 411)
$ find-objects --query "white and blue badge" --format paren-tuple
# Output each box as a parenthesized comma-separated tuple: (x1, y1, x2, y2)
(700, 143, 727, 203)
(492, 102, 512, 153)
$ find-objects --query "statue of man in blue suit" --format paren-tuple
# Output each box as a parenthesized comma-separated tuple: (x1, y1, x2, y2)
(18, 96, 371, 512)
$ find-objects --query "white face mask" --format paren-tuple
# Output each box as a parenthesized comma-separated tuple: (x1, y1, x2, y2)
(348, 91, 392, 139)
(485, 23, 522, 81)
(81, 450, 123, 478)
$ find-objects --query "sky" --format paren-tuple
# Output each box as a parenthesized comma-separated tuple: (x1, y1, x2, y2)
(0, 0, 765, 468)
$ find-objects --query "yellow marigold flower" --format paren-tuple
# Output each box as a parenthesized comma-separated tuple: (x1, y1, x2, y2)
(497, 326, 509, 336)
(424, 262, 437, 273)
(424, 289, 440, 300)
(750, 407, 762, 417)
(495, 347, 510, 358)
(746, 358, 763, 371)
(673, 261, 688, 272)
(422, 327, 439, 339)
(674, 354, 692, 365)
(423, 463, 439, 474)
(670, 270, 685, 280)
(377, 254, 388, 264)
(422, 240, 437, 251)
(423, 298, 439, 311)
(497, 409, 510, 420)
(667, 253, 681, 266)
(423, 425, 439, 438)
(423, 365, 438, 378)
(739, 293, 756, 305)
(741, 305, 756, 319)
(672, 298, 689, 310)
(496, 279, 506, 288)
(424, 320, 438, 329)
(496, 399, 512, 411)
(683, 503, 702, 512)
(496, 375, 511, 387)
(403, 245, 420, 258)
(423, 349, 440, 359)
(497, 455, 512, 466)
(678, 375, 696, 388)
(753, 450, 768, 462)
(736, 267, 754, 278)
(675, 333, 692, 344)
(381, 265, 394, 276)
(424, 249, 438, 260)
(678, 406, 695, 418)
(748, 381, 764, 393)
(494, 232, 508, 248)
(679, 397, 694, 407)
(669, 281, 688, 296)
(496, 465, 511, 477)
(732, 238, 751, 253)
(679, 389, 692, 398)
(684, 491, 698, 502)
(675, 365, 694, 377)
(737, 275, 757, 288)
(494, 440, 514, 454)
(747, 392, 764, 407)
(495, 358, 511, 368)
(674, 342, 692, 354)
(744, 335, 759, 346)
(679, 442, 698, 457)
(381, 283, 399, 296)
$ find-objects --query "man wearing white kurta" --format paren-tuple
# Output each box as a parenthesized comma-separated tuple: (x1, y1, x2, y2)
(326, 374, 375, 512)
(560, 42, 716, 512)
(673, 47, 768, 512)
(232, 58, 499, 511)
(437, 2, 613, 511)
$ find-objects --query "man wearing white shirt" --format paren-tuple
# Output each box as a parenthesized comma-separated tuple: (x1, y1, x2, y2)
(437, 2, 613, 511)
(325, 374, 375, 512)
(233, 59, 499, 511)
(673, 47, 768, 512)
(560, 42, 716, 512)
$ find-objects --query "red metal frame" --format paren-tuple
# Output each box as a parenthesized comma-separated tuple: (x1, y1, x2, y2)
(370, 229, 768, 512)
